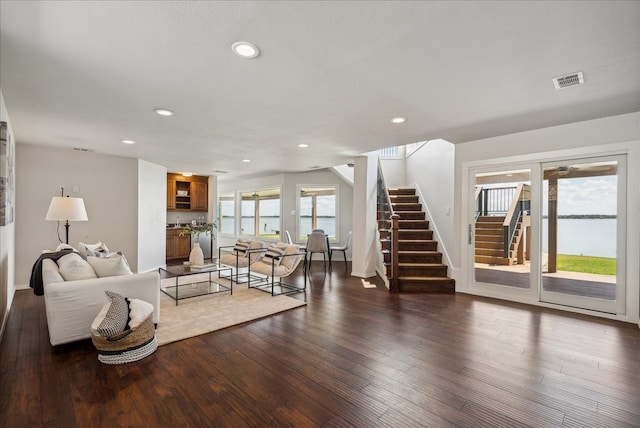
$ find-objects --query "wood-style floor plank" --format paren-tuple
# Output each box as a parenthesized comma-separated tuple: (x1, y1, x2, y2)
(1, 261, 639, 427)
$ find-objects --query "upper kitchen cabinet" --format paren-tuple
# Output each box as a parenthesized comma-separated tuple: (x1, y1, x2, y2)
(167, 173, 209, 212)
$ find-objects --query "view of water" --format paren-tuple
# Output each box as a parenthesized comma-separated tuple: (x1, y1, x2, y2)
(542, 218, 616, 258)
(220, 216, 336, 237)
(221, 217, 616, 256)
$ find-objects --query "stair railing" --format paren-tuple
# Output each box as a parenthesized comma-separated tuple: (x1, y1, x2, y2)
(502, 184, 531, 258)
(377, 161, 399, 292)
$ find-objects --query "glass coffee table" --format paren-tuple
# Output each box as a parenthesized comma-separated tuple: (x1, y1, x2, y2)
(159, 263, 233, 305)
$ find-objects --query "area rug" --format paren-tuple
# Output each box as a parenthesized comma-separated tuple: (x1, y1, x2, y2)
(155, 279, 306, 345)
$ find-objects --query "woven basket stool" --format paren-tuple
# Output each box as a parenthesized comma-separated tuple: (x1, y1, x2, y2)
(91, 315, 157, 365)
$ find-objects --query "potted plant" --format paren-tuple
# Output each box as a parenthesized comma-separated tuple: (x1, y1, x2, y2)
(180, 222, 216, 266)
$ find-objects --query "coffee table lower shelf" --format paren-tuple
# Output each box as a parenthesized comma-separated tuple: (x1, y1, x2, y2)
(159, 265, 233, 306)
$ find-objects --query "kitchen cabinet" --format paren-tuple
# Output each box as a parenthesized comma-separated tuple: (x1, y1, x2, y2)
(191, 181, 208, 211)
(166, 179, 176, 210)
(167, 173, 208, 212)
(166, 228, 191, 260)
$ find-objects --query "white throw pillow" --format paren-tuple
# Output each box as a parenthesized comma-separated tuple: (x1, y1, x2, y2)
(57, 253, 98, 281)
(87, 253, 133, 277)
(128, 298, 154, 329)
(78, 241, 110, 258)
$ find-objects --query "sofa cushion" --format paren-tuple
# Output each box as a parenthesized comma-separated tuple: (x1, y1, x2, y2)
(93, 290, 130, 338)
(57, 253, 97, 281)
(79, 241, 110, 258)
(87, 253, 133, 278)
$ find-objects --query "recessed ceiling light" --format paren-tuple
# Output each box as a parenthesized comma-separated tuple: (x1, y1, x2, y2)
(182, 172, 193, 177)
(232, 41, 260, 59)
(121, 139, 136, 145)
(298, 143, 309, 148)
(154, 108, 175, 117)
(390, 117, 406, 124)
(242, 159, 251, 163)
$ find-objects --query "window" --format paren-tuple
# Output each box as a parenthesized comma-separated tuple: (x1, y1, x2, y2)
(378, 146, 399, 158)
(298, 186, 337, 240)
(217, 193, 235, 235)
(240, 188, 281, 239)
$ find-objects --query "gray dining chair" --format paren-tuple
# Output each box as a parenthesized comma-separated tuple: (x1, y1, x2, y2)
(330, 231, 352, 265)
(305, 230, 330, 271)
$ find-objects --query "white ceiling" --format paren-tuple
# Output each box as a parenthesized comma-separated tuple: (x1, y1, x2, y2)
(1, 1, 639, 182)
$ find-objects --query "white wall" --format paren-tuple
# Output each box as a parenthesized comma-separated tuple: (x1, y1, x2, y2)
(379, 157, 406, 188)
(137, 159, 167, 272)
(0, 91, 16, 339)
(454, 112, 640, 324)
(403, 139, 456, 269)
(15, 144, 139, 285)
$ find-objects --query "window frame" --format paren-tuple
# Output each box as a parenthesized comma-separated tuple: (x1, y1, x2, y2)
(217, 193, 236, 236)
(296, 184, 339, 243)
(238, 186, 282, 240)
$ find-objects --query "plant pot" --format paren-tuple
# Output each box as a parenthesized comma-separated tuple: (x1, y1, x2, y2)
(189, 242, 204, 266)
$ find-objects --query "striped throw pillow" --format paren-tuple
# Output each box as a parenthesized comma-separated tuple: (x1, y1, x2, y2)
(96, 290, 130, 338)
(262, 244, 286, 267)
(232, 239, 251, 256)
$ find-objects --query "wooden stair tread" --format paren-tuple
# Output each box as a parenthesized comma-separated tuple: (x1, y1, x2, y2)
(380, 187, 455, 293)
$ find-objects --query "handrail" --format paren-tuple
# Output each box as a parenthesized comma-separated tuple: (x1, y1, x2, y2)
(474, 186, 483, 221)
(377, 160, 399, 292)
(502, 184, 531, 257)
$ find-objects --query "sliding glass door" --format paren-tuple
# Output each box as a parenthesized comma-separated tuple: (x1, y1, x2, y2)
(473, 169, 532, 291)
(469, 154, 627, 315)
(540, 156, 626, 314)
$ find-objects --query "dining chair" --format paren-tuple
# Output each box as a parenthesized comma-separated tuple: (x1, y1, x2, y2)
(284, 230, 294, 244)
(330, 231, 352, 265)
(305, 230, 330, 271)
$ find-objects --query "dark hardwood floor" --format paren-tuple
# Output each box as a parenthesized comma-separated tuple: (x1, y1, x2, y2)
(2, 261, 639, 427)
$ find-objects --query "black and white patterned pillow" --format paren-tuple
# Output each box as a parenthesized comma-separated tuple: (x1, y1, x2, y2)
(262, 244, 286, 267)
(96, 290, 130, 337)
(232, 239, 251, 256)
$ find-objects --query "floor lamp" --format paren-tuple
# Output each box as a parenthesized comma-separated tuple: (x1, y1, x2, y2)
(45, 196, 88, 244)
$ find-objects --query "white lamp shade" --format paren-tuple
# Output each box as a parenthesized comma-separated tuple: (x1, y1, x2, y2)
(45, 197, 88, 221)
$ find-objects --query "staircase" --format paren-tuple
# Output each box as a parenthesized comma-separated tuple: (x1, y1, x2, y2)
(379, 188, 455, 293)
(474, 215, 525, 265)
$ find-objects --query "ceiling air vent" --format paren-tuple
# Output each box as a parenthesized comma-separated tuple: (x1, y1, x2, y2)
(552, 71, 584, 90)
(72, 147, 94, 152)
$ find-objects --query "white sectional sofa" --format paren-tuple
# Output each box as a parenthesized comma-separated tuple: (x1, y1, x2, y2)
(41, 257, 160, 346)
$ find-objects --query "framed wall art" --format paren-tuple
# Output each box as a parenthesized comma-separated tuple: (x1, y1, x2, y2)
(0, 121, 15, 226)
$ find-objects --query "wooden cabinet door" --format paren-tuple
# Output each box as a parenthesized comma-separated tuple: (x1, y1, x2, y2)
(167, 179, 176, 210)
(166, 234, 175, 259)
(176, 234, 191, 258)
(191, 181, 208, 211)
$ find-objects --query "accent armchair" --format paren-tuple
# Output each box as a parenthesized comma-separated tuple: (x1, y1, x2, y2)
(218, 239, 265, 283)
(248, 243, 307, 297)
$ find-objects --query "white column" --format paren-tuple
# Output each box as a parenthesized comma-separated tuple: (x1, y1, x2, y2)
(351, 154, 378, 278)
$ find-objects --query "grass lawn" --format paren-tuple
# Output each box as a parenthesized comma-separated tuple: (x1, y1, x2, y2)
(557, 254, 616, 276)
